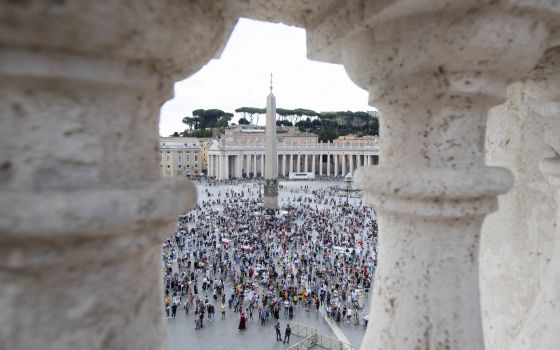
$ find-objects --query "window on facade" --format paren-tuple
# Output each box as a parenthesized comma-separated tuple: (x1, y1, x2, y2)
(178, 165, 182, 168)
(167, 165, 170, 168)
(195, 155, 198, 161)
(187, 164, 190, 168)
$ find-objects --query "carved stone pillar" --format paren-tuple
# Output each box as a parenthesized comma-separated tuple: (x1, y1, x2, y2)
(308, 3, 551, 349)
(509, 46, 560, 350)
(0, 1, 234, 349)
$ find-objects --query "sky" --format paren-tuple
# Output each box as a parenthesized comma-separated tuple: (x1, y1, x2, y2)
(159, 18, 372, 136)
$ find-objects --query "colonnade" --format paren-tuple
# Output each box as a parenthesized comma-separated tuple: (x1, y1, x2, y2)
(207, 152, 379, 179)
(2, 1, 560, 350)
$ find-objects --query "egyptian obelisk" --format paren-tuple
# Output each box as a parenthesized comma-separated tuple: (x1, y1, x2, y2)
(263, 74, 279, 212)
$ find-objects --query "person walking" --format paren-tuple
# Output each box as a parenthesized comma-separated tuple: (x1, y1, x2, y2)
(275, 322, 282, 342)
(221, 302, 226, 320)
(164, 294, 170, 320)
(283, 324, 291, 344)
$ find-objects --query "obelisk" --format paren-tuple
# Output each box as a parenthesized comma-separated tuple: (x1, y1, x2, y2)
(263, 74, 279, 212)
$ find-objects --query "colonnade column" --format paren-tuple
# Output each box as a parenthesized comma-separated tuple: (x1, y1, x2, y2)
(226, 155, 231, 179)
(282, 154, 286, 176)
(341, 155, 346, 176)
(208, 155, 213, 177)
(334, 154, 339, 177)
(307, 3, 552, 348)
(290, 154, 294, 173)
(236, 154, 242, 178)
(319, 154, 323, 176)
(260, 155, 264, 177)
(326, 154, 331, 176)
(349, 154, 354, 175)
(311, 154, 316, 174)
(296, 154, 301, 172)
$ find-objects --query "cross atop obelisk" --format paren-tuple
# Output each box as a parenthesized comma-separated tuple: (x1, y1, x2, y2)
(270, 73, 273, 93)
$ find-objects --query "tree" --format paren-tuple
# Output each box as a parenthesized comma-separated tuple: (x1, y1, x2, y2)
(238, 117, 250, 125)
(191, 109, 233, 129)
(182, 116, 198, 131)
(235, 107, 265, 124)
(276, 120, 293, 127)
(216, 113, 233, 128)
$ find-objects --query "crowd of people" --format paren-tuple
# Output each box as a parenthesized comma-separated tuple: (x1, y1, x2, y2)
(161, 179, 378, 343)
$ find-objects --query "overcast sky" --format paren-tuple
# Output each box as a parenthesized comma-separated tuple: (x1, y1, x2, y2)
(159, 18, 372, 136)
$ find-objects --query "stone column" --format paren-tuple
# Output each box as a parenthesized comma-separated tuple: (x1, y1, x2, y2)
(289, 154, 293, 174)
(334, 154, 339, 177)
(308, 3, 551, 349)
(208, 155, 213, 177)
(252, 154, 257, 176)
(236, 154, 242, 178)
(311, 154, 316, 174)
(509, 46, 560, 350)
(0, 1, 235, 349)
(326, 154, 331, 176)
(247, 155, 251, 175)
(341, 154, 346, 176)
(282, 154, 286, 177)
(349, 154, 354, 175)
(260, 155, 264, 177)
(297, 154, 301, 172)
(319, 154, 323, 176)
(224, 155, 229, 179)
(303, 154, 308, 172)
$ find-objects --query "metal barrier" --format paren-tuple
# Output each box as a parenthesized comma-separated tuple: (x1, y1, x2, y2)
(287, 330, 318, 350)
(287, 321, 355, 350)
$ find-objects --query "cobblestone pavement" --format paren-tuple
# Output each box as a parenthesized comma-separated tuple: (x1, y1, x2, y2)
(166, 179, 372, 350)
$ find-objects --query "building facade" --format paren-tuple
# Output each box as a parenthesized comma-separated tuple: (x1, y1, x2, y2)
(159, 137, 202, 177)
(207, 125, 379, 180)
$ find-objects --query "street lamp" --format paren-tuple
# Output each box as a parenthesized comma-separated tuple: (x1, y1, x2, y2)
(344, 173, 353, 207)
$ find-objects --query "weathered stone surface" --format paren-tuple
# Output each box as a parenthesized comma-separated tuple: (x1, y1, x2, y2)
(0, 1, 235, 349)
(481, 82, 557, 350)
